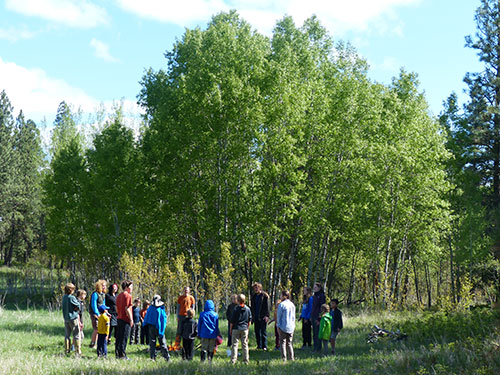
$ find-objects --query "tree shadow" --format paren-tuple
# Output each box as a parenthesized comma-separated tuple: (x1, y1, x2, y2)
(3, 321, 64, 337)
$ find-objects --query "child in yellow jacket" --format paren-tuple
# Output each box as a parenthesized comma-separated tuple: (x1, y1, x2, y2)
(97, 304, 111, 357)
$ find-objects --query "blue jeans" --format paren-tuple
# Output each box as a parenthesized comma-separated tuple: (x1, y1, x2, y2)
(312, 319, 321, 351)
(97, 333, 107, 357)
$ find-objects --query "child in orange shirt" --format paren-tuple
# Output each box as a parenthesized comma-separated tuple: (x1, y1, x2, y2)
(140, 300, 150, 345)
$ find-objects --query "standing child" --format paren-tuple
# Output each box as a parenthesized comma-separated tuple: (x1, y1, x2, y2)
(140, 300, 150, 345)
(329, 299, 343, 355)
(198, 300, 220, 362)
(97, 304, 111, 358)
(318, 304, 332, 355)
(299, 287, 313, 348)
(130, 298, 141, 344)
(62, 283, 82, 357)
(225, 294, 238, 347)
(181, 308, 197, 360)
(76, 290, 87, 342)
(230, 294, 252, 364)
(143, 295, 170, 361)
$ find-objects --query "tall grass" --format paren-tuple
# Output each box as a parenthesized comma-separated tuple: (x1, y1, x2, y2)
(0, 307, 498, 375)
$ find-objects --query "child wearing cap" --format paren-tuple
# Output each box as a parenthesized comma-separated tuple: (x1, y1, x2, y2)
(97, 304, 111, 358)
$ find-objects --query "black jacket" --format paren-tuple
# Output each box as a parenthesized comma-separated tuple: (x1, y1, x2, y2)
(105, 293, 117, 326)
(311, 291, 325, 321)
(230, 305, 252, 331)
(331, 308, 343, 331)
(181, 317, 198, 340)
(226, 302, 237, 321)
(250, 292, 270, 321)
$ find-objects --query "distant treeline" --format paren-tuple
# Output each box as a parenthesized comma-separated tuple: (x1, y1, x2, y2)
(0, 9, 499, 308)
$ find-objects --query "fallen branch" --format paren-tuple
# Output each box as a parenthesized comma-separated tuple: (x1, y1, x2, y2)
(367, 325, 408, 343)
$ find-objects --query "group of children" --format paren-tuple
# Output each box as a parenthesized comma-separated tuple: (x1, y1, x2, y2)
(63, 281, 342, 362)
(317, 299, 343, 355)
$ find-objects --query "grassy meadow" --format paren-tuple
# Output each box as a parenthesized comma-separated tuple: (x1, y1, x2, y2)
(0, 305, 498, 375)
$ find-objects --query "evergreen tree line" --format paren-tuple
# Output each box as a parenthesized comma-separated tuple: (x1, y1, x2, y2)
(1, 7, 499, 308)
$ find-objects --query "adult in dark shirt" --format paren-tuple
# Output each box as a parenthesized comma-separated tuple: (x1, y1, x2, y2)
(311, 282, 326, 352)
(230, 294, 252, 364)
(115, 280, 133, 359)
(105, 283, 118, 345)
(225, 294, 238, 347)
(250, 282, 270, 350)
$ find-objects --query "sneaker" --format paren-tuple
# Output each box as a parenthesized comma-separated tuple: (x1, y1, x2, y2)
(263, 348, 267, 351)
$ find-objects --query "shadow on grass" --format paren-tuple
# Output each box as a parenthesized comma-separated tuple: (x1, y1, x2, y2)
(2, 321, 64, 338)
(64, 352, 378, 375)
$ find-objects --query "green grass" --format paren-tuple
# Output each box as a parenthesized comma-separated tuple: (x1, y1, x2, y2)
(0, 305, 499, 375)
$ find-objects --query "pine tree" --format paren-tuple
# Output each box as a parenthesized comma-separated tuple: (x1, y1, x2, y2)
(463, 0, 500, 236)
(0, 91, 17, 265)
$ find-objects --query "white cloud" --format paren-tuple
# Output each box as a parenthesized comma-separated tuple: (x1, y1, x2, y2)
(0, 26, 36, 42)
(0, 57, 97, 119)
(90, 38, 120, 63)
(0, 57, 141, 126)
(5, 0, 109, 28)
(115, 0, 228, 26)
(114, 0, 421, 36)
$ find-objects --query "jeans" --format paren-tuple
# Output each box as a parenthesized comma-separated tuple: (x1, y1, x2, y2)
(254, 319, 267, 349)
(312, 319, 321, 351)
(176, 315, 186, 336)
(141, 323, 149, 345)
(97, 333, 108, 357)
(148, 325, 170, 360)
(278, 328, 294, 361)
(115, 319, 131, 358)
(321, 339, 329, 354)
(130, 323, 140, 344)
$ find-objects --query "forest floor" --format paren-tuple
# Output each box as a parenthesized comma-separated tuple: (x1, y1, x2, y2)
(0, 305, 498, 375)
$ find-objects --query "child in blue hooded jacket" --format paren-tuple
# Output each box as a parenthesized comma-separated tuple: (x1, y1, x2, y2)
(198, 300, 220, 362)
(143, 295, 170, 361)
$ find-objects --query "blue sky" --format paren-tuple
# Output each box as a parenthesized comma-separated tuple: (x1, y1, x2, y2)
(0, 0, 483, 128)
